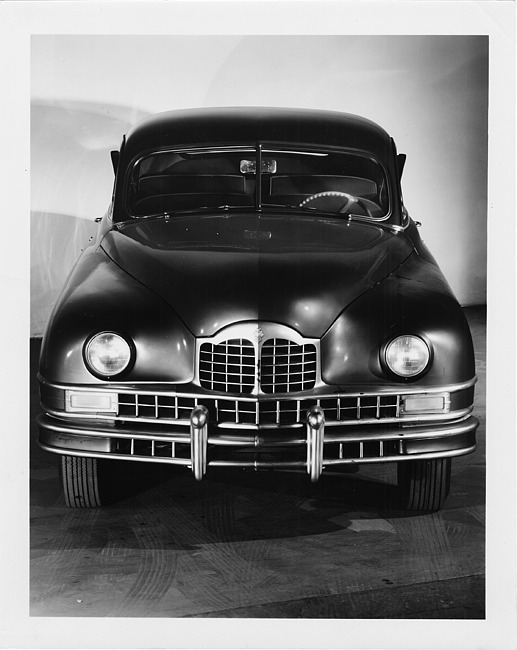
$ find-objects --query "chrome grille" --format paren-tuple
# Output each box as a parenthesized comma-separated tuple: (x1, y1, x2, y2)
(199, 338, 255, 393)
(197, 328, 318, 396)
(260, 339, 317, 393)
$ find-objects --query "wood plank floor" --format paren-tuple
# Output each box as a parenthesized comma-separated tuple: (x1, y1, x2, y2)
(29, 307, 486, 619)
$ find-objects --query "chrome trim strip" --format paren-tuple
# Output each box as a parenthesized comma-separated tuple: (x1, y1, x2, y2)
(39, 443, 477, 467)
(38, 413, 478, 446)
(41, 375, 478, 396)
(207, 416, 477, 445)
(39, 416, 191, 443)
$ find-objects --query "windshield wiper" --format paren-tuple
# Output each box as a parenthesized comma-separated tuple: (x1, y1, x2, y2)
(114, 206, 256, 228)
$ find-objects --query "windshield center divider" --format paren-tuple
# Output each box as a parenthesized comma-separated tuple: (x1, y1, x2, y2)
(256, 142, 262, 212)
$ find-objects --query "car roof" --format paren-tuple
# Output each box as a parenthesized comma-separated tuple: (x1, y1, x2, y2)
(122, 107, 394, 162)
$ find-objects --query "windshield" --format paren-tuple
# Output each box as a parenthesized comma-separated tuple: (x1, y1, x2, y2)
(127, 146, 390, 219)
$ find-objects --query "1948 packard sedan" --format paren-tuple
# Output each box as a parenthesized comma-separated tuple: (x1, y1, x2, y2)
(37, 107, 478, 511)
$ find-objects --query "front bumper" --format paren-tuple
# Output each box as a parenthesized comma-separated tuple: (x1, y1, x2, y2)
(37, 391, 479, 481)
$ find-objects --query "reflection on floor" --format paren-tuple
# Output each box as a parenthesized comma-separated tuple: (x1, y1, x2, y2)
(29, 307, 486, 618)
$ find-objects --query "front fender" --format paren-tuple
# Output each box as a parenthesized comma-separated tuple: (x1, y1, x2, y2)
(321, 252, 475, 386)
(39, 246, 195, 385)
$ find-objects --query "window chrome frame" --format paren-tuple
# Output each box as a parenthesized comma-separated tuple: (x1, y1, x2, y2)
(122, 142, 393, 223)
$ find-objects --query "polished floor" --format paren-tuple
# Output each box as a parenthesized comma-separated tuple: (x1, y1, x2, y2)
(29, 307, 486, 618)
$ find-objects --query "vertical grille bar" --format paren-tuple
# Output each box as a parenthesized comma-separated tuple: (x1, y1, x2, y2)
(286, 340, 291, 388)
(273, 338, 277, 388)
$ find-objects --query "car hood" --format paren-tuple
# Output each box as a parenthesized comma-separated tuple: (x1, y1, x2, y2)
(101, 213, 414, 338)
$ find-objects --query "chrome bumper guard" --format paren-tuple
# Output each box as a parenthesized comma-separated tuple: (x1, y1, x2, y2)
(190, 405, 208, 481)
(189, 404, 326, 482)
(307, 406, 325, 483)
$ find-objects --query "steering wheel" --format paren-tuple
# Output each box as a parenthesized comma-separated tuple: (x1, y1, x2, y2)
(298, 191, 374, 217)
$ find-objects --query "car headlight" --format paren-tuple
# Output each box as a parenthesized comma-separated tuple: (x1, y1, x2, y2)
(385, 335, 431, 378)
(84, 332, 133, 378)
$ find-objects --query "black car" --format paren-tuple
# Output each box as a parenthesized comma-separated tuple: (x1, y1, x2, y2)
(37, 107, 478, 511)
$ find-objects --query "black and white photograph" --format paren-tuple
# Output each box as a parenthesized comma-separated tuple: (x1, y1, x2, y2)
(1, 1, 515, 649)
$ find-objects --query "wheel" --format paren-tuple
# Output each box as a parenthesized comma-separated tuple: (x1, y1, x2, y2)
(59, 456, 106, 508)
(397, 458, 451, 512)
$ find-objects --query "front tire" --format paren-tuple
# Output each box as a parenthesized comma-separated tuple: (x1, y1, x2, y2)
(59, 456, 105, 508)
(397, 458, 451, 512)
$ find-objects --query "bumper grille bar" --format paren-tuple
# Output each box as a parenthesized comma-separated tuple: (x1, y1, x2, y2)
(113, 391, 453, 428)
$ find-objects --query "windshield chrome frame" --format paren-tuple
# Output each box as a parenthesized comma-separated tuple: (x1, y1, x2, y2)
(122, 142, 393, 223)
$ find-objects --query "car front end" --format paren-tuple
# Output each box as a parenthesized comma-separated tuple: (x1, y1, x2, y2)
(37, 108, 479, 510)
